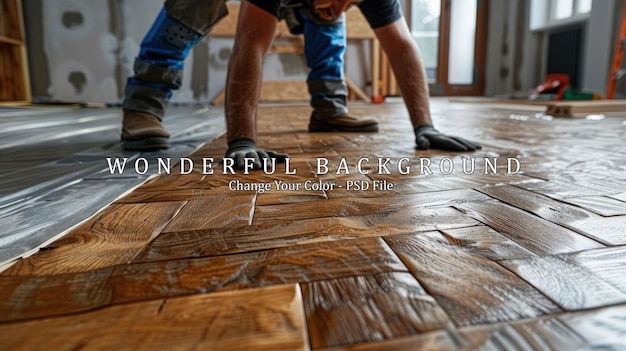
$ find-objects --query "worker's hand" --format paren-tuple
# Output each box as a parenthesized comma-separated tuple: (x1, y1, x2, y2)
(414, 125, 481, 151)
(225, 138, 289, 170)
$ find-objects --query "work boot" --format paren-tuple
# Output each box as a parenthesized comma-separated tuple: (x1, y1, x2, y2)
(308, 111, 379, 132)
(122, 110, 170, 150)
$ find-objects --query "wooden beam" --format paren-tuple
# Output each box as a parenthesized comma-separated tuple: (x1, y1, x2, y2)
(346, 77, 370, 102)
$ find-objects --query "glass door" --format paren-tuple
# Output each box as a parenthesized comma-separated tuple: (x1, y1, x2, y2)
(411, 0, 488, 96)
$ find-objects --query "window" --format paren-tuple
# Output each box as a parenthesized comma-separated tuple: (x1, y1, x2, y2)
(409, 0, 488, 95)
(410, 0, 441, 80)
(531, 0, 593, 30)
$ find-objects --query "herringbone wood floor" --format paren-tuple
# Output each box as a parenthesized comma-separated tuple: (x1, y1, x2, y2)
(1, 100, 625, 350)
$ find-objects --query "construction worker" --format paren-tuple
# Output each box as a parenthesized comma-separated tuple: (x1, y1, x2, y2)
(121, 0, 378, 151)
(223, 0, 481, 168)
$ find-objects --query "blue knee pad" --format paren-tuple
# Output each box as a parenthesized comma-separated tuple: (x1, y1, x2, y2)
(123, 7, 203, 117)
(138, 7, 202, 70)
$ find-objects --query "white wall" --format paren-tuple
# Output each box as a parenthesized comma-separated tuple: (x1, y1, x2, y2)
(23, 0, 375, 104)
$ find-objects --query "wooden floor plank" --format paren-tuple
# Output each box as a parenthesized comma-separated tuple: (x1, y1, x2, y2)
(515, 179, 618, 199)
(566, 216, 626, 245)
(317, 311, 590, 351)
(561, 196, 626, 217)
(0, 238, 406, 322)
(608, 191, 626, 202)
(559, 304, 626, 349)
(455, 200, 604, 255)
(0, 284, 309, 351)
(133, 207, 480, 262)
(479, 184, 598, 223)
(2, 202, 186, 276)
(254, 189, 491, 224)
(501, 247, 626, 310)
(478, 185, 626, 245)
(438, 226, 537, 261)
(162, 196, 256, 232)
(385, 233, 561, 326)
(303, 272, 450, 349)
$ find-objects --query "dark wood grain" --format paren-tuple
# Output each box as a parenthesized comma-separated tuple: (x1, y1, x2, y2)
(134, 207, 480, 262)
(303, 272, 450, 349)
(0, 284, 309, 351)
(2, 202, 186, 276)
(455, 200, 604, 255)
(386, 233, 561, 326)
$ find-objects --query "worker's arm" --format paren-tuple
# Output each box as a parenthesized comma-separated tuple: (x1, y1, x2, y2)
(374, 18, 480, 151)
(224, 0, 290, 168)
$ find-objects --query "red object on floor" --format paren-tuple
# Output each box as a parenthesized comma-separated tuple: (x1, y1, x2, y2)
(371, 95, 385, 104)
(530, 74, 570, 100)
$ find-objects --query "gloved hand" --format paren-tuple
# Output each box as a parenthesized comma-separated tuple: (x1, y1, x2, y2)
(225, 138, 289, 170)
(414, 124, 481, 151)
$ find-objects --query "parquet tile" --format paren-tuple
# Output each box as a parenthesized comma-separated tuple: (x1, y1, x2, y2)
(303, 272, 450, 349)
(455, 200, 604, 255)
(502, 247, 626, 310)
(133, 206, 480, 262)
(0, 284, 309, 351)
(2, 100, 625, 349)
(386, 233, 561, 326)
(0, 238, 403, 322)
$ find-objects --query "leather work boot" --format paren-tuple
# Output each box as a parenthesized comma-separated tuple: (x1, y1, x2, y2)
(122, 110, 170, 150)
(308, 111, 379, 132)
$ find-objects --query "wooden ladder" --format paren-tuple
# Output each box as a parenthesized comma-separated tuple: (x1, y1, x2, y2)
(607, 1, 626, 99)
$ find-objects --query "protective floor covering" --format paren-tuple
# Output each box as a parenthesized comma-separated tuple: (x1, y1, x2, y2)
(0, 105, 225, 265)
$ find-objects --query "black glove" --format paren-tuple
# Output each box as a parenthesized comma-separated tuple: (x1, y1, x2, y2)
(225, 138, 289, 170)
(414, 125, 481, 151)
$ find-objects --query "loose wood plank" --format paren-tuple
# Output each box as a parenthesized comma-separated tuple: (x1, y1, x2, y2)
(455, 200, 604, 255)
(501, 247, 626, 310)
(254, 189, 491, 224)
(0, 238, 406, 322)
(134, 207, 479, 263)
(2, 202, 186, 276)
(385, 233, 561, 326)
(0, 284, 309, 351)
(302, 272, 450, 349)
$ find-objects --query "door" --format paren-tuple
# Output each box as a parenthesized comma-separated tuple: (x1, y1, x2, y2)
(410, 0, 488, 96)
